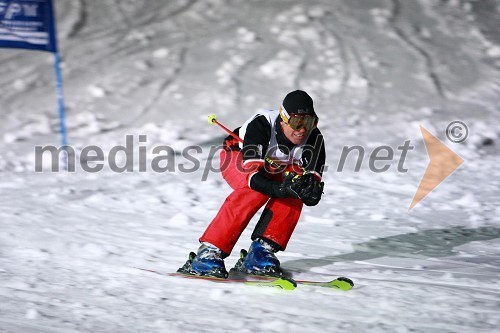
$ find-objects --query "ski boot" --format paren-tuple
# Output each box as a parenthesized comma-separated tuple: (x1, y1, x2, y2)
(231, 238, 283, 277)
(177, 243, 228, 279)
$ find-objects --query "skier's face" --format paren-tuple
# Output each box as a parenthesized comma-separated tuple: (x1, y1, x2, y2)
(281, 121, 308, 145)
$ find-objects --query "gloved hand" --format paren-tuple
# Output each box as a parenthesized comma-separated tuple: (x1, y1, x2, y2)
(275, 171, 309, 198)
(299, 176, 324, 206)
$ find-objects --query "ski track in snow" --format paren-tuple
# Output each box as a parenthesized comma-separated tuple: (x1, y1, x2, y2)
(1, 0, 500, 332)
(388, 0, 446, 98)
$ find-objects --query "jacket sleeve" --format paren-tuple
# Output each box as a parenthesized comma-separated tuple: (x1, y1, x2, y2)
(239, 115, 270, 178)
(238, 115, 284, 196)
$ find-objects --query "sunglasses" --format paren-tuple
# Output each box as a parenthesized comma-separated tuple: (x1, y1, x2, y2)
(280, 107, 318, 131)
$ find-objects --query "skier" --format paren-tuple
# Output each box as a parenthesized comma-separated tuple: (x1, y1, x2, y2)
(179, 90, 325, 278)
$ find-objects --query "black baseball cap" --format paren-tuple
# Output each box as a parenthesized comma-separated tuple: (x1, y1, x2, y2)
(281, 90, 316, 117)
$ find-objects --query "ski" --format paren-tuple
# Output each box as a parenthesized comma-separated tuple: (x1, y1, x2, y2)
(137, 267, 353, 291)
(230, 248, 354, 290)
(230, 272, 354, 291)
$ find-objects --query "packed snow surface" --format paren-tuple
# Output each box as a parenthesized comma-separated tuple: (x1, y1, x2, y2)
(1, 0, 500, 332)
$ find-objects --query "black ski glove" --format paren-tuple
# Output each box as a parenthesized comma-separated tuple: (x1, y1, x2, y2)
(274, 171, 309, 198)
(299, 176, 324, 206)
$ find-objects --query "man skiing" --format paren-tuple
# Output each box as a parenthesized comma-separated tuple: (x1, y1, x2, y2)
(179, 90, 325, 278)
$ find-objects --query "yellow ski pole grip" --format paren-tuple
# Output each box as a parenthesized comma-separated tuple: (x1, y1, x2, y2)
(208, 114, 217, 124)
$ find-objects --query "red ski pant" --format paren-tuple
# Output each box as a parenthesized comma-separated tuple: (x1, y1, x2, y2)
(200, 150, 303, 255)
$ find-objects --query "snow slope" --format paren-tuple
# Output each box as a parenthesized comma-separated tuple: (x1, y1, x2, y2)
(1, 0, 500, 332)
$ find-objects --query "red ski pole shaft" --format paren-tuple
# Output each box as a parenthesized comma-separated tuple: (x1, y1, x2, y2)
(207, 114, 288, 171)
(208, 114, 243, 143)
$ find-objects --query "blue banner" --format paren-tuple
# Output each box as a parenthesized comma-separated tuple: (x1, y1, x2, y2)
(0, 0, 57, 52)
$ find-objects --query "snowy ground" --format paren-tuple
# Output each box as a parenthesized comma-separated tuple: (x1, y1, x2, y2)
(1, 0, 500, 332)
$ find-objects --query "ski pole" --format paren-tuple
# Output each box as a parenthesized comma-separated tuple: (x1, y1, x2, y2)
(207, 114, 296, 172)
(208, 114, 243, 143)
